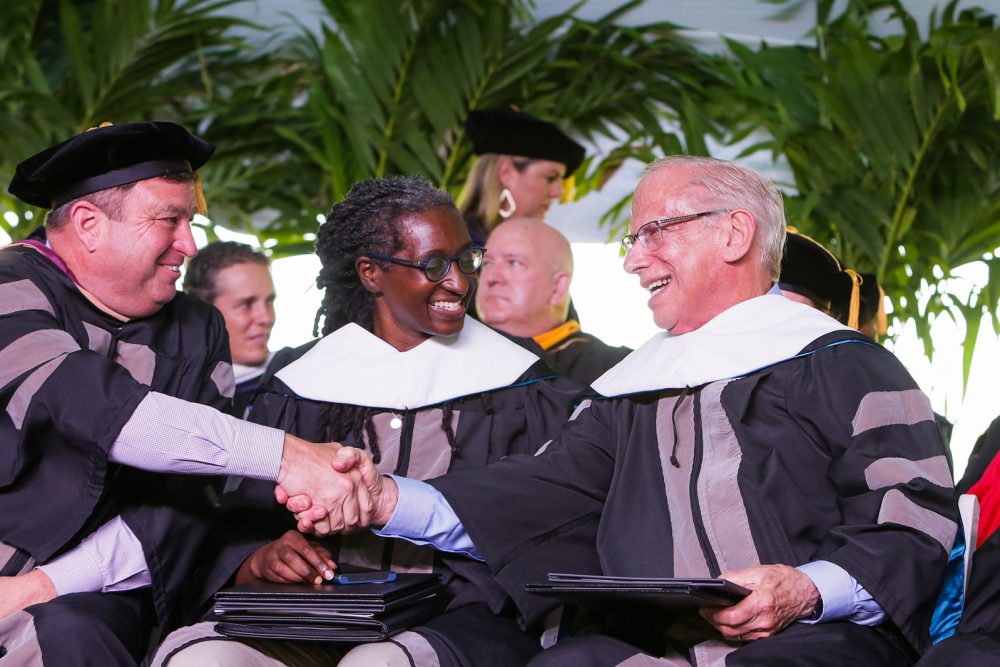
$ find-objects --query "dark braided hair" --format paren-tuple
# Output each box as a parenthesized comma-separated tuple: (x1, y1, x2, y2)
(313, 175, 456, 338)
(313, 175, 458, 462)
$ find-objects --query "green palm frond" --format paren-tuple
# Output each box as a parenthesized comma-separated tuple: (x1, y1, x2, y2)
(0, 0, 268, 239)
(717, 0, 1000, 387)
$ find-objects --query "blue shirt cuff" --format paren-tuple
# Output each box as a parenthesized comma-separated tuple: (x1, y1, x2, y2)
(797, 560, 885, 626)
(374, 475, 482, 560)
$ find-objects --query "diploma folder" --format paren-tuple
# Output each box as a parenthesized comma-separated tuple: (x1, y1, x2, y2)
(213, 573, 445, 642)
(525, 573, 750, 610)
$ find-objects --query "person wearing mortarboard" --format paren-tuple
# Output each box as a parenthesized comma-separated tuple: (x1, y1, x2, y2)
(778, 229, 862, 329)
(458, 109, 588, 330)
(779, 230, 965, 646)
(779, 232, 954, 455)
(0, 122, 368, 663)
(457, 108, 585, 246)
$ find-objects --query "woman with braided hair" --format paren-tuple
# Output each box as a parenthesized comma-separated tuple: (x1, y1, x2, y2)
(153, 175, 587, 667)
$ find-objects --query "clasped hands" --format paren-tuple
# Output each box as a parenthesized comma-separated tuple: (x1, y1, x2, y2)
(275, 434, 397, 536)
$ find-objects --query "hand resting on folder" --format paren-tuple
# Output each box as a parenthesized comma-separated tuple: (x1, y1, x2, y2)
(698, 564, 821, 643)
(236, 530, 337, 586)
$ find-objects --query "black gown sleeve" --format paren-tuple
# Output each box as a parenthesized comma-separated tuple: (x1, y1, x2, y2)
(429, 398, 617, 624)
(0, 264, 149, 561)
(786, 339, 958, 651)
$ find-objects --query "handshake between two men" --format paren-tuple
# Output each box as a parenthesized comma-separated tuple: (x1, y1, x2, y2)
(276, 436, 397, 536)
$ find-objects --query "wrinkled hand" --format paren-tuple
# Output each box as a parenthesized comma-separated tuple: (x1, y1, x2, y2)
(236, 530, 336, 586)
(0, 569, 57, 620)
(277, 446, 398, 537)
(276, 435, 372, 533)
(699, 564, 820, 642)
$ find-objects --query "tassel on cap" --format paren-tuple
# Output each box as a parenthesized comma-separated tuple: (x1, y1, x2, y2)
(845, 269, 862, 331)
(193, 170, 208, 216)
(876, 284, 889, 336)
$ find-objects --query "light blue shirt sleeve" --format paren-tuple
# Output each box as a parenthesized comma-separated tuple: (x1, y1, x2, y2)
(797, 561, 885, 625)
(373, 475, 483, 561)
(37, 516, 151, 595)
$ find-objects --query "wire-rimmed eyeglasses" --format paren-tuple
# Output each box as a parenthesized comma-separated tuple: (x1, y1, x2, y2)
(621, 209, 731, 253)
(366, 246, 486, 282)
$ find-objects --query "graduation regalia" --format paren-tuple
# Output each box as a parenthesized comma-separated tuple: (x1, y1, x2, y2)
(157, 317, 586, 667)
(430, 295, 957, 666)
(228, 355, 273, 417)
(532, 320, 631, 387)
(0, 237, 233, 661)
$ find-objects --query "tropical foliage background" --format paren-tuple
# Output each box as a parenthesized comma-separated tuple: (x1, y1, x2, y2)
(716, 0, 1000, 386)
(2, 0, 1000, 382)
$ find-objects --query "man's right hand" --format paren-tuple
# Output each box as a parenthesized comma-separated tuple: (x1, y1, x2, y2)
(277, 445, 399, 536)
(235, 530, 336, 585)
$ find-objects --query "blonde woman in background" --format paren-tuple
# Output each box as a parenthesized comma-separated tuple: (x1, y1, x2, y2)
(458, 109, 585, 245)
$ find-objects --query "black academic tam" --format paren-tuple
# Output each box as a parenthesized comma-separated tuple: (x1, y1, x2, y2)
(9, 121, 214, 209)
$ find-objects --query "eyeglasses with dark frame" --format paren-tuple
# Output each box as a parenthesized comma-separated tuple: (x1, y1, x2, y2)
(621, 209, 732, 254)
(366, 246, 487, 282)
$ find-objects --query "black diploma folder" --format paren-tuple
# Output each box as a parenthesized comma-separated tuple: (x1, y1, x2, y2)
(525, 573, 751, 610)
(213, 573, 445, 642)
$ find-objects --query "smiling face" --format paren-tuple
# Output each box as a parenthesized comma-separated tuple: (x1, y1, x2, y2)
(502, 158, 566, 219)
(623, 166, 731, 334)
(366, 206, 477, 351)
(85, 177, 198, 318)
(211, 262, 276, 366)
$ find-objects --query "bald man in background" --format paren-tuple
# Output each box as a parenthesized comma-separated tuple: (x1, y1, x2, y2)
(477, 217, 629, 385)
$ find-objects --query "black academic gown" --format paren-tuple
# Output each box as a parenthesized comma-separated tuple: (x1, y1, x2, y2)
(164, 318, 588, 667)
(0, 238, 233, 663)
(538, 323, 631, 387)
(429, 296, 957, 666)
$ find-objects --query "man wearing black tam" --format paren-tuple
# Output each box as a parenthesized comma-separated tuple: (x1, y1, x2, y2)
(0, 122, 374, 664)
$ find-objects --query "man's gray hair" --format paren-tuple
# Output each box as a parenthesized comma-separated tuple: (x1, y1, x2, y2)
(640, 156, 786, 280)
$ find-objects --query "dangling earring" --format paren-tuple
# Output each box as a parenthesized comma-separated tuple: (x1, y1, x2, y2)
(498, 188, 517, 219)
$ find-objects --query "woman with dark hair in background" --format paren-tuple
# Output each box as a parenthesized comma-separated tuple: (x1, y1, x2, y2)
(457, 109, 585, 245)
(153, 175, 587, 667)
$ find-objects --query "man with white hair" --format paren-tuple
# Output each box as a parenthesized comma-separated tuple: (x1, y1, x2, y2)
(291, 156, 956, 666)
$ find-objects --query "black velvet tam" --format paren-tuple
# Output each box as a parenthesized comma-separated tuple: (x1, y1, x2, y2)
(465, 109, 585, 174)
(9, 121, 214, 209)
(779, 231, 852, 308)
